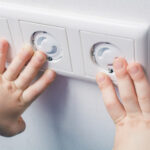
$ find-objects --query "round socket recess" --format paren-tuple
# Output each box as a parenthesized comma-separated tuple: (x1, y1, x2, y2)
(92, 43, 122, 73)
(31, 31, 63, 62)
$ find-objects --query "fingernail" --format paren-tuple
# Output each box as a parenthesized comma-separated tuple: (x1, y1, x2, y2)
(47, 69, 54, 76)
(0, 39, 8, 52)
(35, 52, 45, 62)
(114, 58, 124, 70)
(46, 69, 56, 81)
(128, 66, 139, 75)
(38, 50, 47, 58)
(98, 73, 105, 83)
(24, 44, 32, 49)
(23, 44, 33, 52)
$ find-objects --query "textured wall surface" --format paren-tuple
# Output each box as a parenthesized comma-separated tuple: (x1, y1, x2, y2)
(0, 0, 150, 150)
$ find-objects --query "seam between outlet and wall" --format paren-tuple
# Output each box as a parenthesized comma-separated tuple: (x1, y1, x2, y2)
(65, 29, 73, 72)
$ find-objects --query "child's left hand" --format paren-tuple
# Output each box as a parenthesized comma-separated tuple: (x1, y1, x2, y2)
(0, 39, 56, 137)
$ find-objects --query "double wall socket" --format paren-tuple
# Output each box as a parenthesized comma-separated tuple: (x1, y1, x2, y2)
(0, 2, 149, 83)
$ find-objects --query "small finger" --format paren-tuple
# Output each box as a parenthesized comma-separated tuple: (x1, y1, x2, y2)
(22, 69, 56, 105)
(0, 39, 8, 74)
(15, 51, 47, 90)
(128, 63, 150, 118)
(96, 72, 126, 124)
(3, 45, 34, 81)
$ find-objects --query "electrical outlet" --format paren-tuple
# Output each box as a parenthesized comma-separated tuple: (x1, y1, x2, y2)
(19, 21, 72, 73)
(80, 31, 134, 82)
(91, 42, 122, 74)
(80, 23, 148, 83)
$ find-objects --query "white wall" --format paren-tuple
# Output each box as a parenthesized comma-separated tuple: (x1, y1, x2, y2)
(0, 0, 150, 150)
(2, 0, 150, 23)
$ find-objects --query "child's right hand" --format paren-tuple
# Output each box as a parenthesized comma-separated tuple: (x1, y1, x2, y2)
(96, 57, 150, 150)
(0, 39, 56, 137)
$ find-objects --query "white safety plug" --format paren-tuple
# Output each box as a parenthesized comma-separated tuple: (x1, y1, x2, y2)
(19, 21, 72, 73)
(92, 42, 123, 74)
(91, 42, 125, 84)
(31, 31, 63, 62)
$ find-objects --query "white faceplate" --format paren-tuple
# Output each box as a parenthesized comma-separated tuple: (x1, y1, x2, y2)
(19, 21, 72, 73)
(80, 31, 134, 82)
(0, 2, 149, 83)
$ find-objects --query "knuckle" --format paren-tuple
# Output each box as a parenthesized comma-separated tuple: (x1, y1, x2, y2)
(116, 72, 128, 80)
(114, 115, 126, 125)
(139, 95, 150, 103)
(8, 66, 16, 74)
(31, 57, 45, 68)
(39, 78, 51, 89)
(135, 72, 145, 82)
(3, 82, 16, 92)
(98, 78, 112, 90)
(31, 88, 39, 96)
(121, 95, 132, 102)
(106, 101, 117, 110)
(115, 70, 127, 78)
(19, 74, 30, 83)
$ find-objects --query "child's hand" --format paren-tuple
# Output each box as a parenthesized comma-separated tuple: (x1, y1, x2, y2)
(0, 39, 56, 137)
(96, 57, 150, 150)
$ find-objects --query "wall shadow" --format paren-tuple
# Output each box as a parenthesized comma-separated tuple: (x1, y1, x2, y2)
(38, 74, 69, 148)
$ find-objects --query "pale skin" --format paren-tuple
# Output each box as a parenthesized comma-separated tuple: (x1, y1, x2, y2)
(96, 57, 150, 150)
(0, 39, 56, 137)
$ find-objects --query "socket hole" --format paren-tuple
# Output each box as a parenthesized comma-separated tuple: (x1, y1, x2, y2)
(47, 56, 53, 61)
(108, 68, 114, 73)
